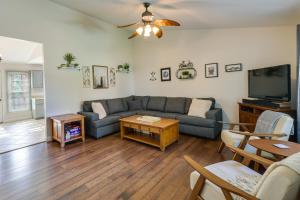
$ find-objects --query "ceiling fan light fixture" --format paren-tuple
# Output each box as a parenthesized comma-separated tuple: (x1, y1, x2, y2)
(152, 26, 160, 34)
(144, 24, 152, 33)
(144, 31, 151, 37)
(136, 27, 144, 35)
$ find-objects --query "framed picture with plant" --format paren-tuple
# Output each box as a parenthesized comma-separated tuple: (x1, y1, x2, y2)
(205, 63, 218, 78)
(160, 67, 171, 81)
(92, 65, 109, 89)
(117, 63, 130, 73)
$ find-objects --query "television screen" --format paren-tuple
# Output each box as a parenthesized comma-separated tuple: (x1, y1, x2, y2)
(248, 64, 291, 101)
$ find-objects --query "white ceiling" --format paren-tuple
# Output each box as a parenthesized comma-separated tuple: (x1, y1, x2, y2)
(51, 0, 300, 29)
(0, 36, 43, 65)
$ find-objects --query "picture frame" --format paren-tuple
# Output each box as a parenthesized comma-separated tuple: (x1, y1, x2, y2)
(109, 67, 116, 87)
(82, 66, 91, 88)
(205, 63, 218, 78)
(92, 65, 109, 89)
(161, 67, 171, 81)
(225, 63, 243, 72)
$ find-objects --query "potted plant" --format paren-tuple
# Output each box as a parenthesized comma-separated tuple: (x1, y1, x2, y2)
(117, 63, 130, 73)
(58, 53, 79, 69)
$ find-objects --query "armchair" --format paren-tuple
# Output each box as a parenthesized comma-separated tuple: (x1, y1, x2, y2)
(218, 112, 294, 159)
(185, 146, 300, 200)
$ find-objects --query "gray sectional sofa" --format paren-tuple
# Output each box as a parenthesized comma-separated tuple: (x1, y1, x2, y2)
(79, 96, 222, 140)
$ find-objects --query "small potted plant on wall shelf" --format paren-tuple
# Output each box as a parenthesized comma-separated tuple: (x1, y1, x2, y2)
(117, 63, 131, 73)
(58, 53, 80, 70)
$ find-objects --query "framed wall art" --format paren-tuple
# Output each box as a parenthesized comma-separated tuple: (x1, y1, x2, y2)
(160, 67, 171, 81)
(82, 66, 91, 88)
(205, 63, 218, 78)
(92, 65, 109, 89)
(225, 63, 243, 72)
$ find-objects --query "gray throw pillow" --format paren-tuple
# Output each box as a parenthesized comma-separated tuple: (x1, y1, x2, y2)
(165, 97, 186, 114)
(128, 100, 143, 111)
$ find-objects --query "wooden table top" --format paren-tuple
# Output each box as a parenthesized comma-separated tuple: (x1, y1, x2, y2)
(50, 114, 84, 122)
(248, 139, 300, 157)
(120, 115, 179, 129)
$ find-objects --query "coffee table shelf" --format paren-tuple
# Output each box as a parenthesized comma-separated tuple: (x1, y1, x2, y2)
(123, 133, 160, 148)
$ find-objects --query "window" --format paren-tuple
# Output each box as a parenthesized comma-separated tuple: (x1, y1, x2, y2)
(7, 71, 31, 112)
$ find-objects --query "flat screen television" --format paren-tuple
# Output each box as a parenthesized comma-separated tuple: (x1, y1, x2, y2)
(248, 64, 291, 101)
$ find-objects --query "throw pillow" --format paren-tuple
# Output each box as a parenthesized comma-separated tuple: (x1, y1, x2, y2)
(91, 102, 107, 119)
(188, 99, 212, 118)
(128, 100, 143, 111)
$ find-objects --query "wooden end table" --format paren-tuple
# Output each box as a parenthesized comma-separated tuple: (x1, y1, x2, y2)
(120, 115, 179, 151)
(51, 114, 85, 148)
(248, 139, 300, 160)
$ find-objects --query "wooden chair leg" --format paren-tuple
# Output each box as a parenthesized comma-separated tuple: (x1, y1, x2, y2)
(218, 141, 225, 153)
(189, 175, 206, 200)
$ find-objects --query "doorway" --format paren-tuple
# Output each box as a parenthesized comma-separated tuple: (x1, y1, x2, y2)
(0, 36, 46, 153)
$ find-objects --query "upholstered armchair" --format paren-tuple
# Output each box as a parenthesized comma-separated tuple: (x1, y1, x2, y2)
(185, 146, 300, 200)
(218, 112, 294, 158)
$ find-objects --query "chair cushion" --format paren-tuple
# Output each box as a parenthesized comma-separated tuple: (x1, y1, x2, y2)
(176, 115, 216, 128)
(92, 116, 120, 128)
(164, 97, 186, 114)
(111, 111, 137, 118)
(147, 96, 167, 111)
(107, 98, 127, 114)
(128, 99, 143, 111)
(190, 160, 261, 200)
(221, 130, 275, 159)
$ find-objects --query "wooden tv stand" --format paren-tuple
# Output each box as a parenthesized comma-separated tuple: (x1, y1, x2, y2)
(238, 102, 296, 132)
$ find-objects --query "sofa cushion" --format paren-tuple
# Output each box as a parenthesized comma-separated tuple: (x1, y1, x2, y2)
(83, 100, 109, 113)
(128, 99, 143, 111)
(147, 96, 167, 111)
(136, 110, 162, 116)
(133, 96, 149, 110)
(176, 115, 216, 128)
(185, 98, 216, 114)
(122, 95, 134, 110)
(111, 111, 137, 118)
(155, 112, 181, 119)
(92, 116, 120, 128)
(165, 97, 186, 114)
(107, 98, 127, 114)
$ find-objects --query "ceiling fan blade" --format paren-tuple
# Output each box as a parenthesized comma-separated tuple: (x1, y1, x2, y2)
(154, 19, 180, 27)
(154, 26, 163, 39)
(128, 32, 139, 39)
(117, 22, 139, 28)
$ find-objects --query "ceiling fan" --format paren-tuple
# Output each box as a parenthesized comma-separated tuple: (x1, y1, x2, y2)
(117, 2, 180, 39)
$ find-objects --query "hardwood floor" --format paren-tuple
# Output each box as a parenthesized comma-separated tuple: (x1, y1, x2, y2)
(0, 133, 231, 200)
(0, 119, 46, 154)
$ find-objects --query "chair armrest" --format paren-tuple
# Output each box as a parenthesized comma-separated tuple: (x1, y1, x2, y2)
(184, 155, 258, 200)
(227, 146, 274, 167)
(218, 121, 256, 126)
(230, 130, 286, 138)
(78, 112, 99, 121)
(206, 108, 222, 121)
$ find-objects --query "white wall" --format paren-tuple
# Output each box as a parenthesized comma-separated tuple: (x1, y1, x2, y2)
(133, 26, 297, 122)
(0, 0, 134, 137)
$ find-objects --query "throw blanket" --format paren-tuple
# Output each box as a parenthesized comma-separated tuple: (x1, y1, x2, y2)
(255, 110, 292, 135)
(253, 152, 300, 195)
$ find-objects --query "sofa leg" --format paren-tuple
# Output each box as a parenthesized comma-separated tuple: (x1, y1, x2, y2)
(217, 141, 225, 153)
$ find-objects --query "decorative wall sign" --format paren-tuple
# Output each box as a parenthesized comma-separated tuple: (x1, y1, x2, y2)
(93, 65, 109, 89)
(205, 63, 218, 78)
(149, 71, 157, 81)
(109, 67, 116, 87)
(160, 68, 171, 81)
(82, 66, 91, 88)
(225, 63, 243, 72)
(176, 60, 197, 80)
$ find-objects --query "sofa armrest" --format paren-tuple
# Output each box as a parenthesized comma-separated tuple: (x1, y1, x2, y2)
(206, 108, 222, 121)
(78, 112, 99, 121)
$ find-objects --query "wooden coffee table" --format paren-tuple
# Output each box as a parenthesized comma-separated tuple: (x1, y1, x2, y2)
(248, 139, 300, 160)
(120, 115, 179, 151)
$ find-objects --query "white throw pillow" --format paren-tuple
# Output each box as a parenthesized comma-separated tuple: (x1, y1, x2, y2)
(188, 99, 212, 118)
(91, 102, 107, 119)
